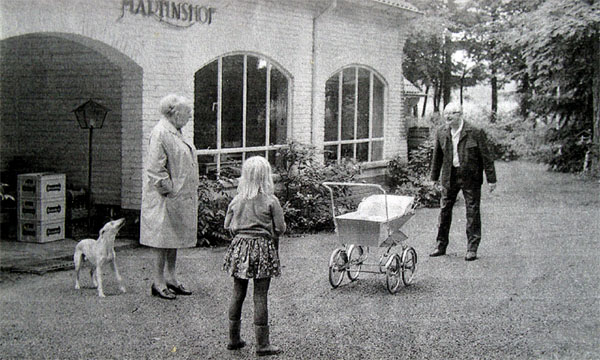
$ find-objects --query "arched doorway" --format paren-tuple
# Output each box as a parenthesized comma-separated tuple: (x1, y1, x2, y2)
(0, 33, 142, 208)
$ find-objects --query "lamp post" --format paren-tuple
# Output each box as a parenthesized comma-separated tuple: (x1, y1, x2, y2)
(72, 99, 110, 234)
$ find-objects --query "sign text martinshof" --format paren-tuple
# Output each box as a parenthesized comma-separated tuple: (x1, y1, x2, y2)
(120, 0, 215, 28)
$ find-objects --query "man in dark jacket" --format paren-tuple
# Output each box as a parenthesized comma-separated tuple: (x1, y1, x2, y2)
(429, 103, 497, 261)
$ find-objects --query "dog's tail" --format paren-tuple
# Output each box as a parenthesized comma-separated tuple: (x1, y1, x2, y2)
(73, 244, 85, 271)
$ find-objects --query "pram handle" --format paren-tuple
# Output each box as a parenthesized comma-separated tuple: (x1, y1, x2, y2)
(322, 182, 389, 233)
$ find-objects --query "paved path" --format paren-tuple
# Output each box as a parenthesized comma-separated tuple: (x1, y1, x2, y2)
(0, 237, 137, 274)
(0, 161, 598, 359)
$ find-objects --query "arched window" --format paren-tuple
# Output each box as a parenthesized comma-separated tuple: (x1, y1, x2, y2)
(324, 66, 385, 163)
(194, 54, 290, 176)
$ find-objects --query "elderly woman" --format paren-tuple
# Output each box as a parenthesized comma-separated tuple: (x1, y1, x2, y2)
(140, 94, 199, 299)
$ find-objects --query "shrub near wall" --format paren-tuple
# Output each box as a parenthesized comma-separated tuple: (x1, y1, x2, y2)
(275, 142, 360, 234)
(197, 175, 233, 246)
(388, 140, 441, 208)
(195, 142, 361, 245)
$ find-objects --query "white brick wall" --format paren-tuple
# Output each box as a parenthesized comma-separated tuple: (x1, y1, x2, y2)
(1, 0, 412, 210)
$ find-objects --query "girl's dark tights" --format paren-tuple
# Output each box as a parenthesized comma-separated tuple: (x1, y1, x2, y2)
(228, 277, 271, 326)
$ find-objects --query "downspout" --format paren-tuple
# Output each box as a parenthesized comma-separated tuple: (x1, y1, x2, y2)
(311, 0, 337, 145)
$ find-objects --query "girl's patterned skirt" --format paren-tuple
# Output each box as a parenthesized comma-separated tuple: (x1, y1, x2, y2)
(223, 234, 281, 279)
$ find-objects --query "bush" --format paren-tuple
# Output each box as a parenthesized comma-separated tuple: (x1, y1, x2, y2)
(465, 110, 543, 162)
(541, 125, 594, 173)
(197, 175, 233, 246)
(275, 142, 361, 234)
(388, 140, 441, 208)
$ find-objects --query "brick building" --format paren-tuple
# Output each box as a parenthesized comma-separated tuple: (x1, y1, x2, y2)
(0, 0, 421, 211)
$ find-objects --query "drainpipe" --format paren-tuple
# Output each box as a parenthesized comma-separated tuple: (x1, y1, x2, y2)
(311, 0, 337, 145)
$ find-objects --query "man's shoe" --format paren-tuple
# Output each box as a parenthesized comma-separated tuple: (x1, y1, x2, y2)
(465, 251, 477, 261)
(429, 249, 446, 257)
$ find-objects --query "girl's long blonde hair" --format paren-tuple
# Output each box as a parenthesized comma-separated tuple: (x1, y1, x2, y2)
(236, 156, 274, 200)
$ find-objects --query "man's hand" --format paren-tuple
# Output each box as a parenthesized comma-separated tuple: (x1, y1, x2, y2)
(489, 183, 497, 193)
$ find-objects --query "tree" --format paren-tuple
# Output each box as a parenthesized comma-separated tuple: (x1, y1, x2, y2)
(402, 0, 456, 114)
(452, 49, 486, 105)
(502, 0, 600, 173)
(459, 0, 532, 122)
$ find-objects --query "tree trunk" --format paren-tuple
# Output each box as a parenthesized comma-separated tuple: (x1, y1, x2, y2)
(490, 17, 498, 123)
(593, 30, 600, 175)
(491, 64, 498, 123)
(433, 83, 441, 113)
(460, 73, 465, 106)
(519, 72, 531, 119)
(421, 85, 429, 117)
(442, 35, 452, 108)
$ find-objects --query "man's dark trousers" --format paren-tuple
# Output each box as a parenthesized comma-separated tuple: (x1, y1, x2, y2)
(436, 166, 482, 253)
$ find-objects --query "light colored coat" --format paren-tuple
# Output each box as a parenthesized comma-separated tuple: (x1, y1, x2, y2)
(140, 118, 199, 248)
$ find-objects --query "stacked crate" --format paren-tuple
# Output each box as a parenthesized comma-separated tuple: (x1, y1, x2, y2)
(17, 173, 66, 243)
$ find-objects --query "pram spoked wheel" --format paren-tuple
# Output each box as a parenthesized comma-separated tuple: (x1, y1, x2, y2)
(385, 253, 402, 294)
(328, 248, 347, 288)
(346, 245, 364, 281)
(401, 247, 417, 286)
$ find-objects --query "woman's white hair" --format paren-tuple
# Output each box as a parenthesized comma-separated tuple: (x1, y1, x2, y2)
(236, 156, 274, 200)
(159, 94, 191, 118)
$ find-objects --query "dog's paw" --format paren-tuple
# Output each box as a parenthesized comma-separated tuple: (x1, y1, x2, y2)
(75, 283, 80, 290)
(119, 287, 127, 293)
(98, 292, 106, 298)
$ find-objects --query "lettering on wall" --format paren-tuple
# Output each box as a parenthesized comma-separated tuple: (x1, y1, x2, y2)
(119, 0, 215, 28)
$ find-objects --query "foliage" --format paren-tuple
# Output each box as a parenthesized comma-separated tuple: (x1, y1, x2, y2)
(499, 0, 600, 173)
(0, 183, 15, 204)
(540, 122, 596, 173)
(465, 109, 544, 162)
(402, 0, 456, 112)
(197, 175, 233, 246)
(387, 141, 441, 208)
(275, 142, 361, 234)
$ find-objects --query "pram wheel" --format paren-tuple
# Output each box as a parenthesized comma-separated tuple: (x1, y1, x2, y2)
(385, 253, 402, 294)
(401, 247, 417, 286)
(347, 245, 364, 281)
(328, 248, 347, 288)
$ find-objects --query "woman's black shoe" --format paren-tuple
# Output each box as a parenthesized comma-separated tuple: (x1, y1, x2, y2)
(151, 284, 176, 299)
(166, 283, 192, 295)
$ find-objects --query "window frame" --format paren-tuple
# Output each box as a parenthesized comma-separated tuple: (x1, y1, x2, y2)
(323, 66, 386, 163)
(195, 53, 292, 175)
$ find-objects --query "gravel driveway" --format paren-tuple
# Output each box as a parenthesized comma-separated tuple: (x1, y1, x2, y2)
(1, 161, 598, 359)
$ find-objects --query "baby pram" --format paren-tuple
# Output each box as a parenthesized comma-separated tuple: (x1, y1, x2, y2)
(322, 182, 417, 294)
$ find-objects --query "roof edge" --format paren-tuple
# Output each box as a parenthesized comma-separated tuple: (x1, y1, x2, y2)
(369, 0, 424, 14)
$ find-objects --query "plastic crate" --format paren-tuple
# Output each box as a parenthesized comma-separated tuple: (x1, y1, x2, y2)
(18, 198, 66, 222)
(17, 219, 65, 243)
(17, 173, 66, 201)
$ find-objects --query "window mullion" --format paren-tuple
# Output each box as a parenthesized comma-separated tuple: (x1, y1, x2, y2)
(217, 57, 223, 174)
(337, 71, 343, 162)
(353, 67, 358, 159)
(242, 55, 247, 161)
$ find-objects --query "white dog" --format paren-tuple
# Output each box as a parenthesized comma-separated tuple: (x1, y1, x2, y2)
(74, 218, 127, 297)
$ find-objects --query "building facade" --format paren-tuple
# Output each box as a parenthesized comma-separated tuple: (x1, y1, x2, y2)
(0, 0, 420, 210)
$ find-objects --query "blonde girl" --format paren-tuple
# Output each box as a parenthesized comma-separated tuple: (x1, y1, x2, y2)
(222, 156, 286, 356)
